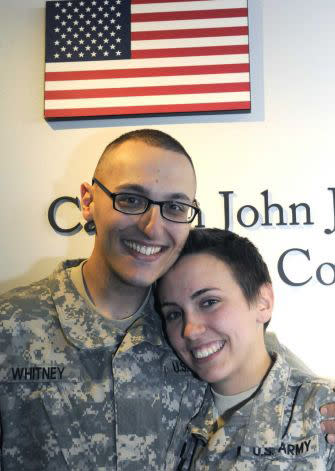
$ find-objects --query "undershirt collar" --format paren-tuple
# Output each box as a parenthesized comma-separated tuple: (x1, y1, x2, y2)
(211, 384, 259, 417)
(70, 259, 151, 332)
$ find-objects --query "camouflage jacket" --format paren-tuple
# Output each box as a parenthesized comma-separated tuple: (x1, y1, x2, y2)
(0, 260, 206, 471)
(179, 353, 335, 470)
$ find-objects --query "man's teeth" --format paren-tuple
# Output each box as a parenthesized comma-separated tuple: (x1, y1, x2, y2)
(192, 341, 225, 359)
(124, 240, 162, 256)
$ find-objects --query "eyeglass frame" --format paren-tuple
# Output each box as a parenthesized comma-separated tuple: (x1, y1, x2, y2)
(91, 177, 200, 224)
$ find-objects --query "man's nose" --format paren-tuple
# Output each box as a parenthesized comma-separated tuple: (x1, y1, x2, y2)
(137, 204, 164, 238)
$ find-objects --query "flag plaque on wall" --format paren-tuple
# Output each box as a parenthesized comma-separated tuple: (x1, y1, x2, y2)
(44, 0, 251, 120)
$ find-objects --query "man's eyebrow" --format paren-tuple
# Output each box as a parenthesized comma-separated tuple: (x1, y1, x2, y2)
(114, 184, 192, 201)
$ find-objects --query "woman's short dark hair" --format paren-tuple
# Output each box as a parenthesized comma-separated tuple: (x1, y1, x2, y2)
(179, 228, 272, 307)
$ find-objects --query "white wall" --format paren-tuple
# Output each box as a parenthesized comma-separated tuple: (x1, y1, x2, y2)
(1, 0, 334, 377)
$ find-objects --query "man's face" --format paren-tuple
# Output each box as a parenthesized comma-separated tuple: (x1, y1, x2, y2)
(159, 253, 271, 395)
(88, 140, 196, 287)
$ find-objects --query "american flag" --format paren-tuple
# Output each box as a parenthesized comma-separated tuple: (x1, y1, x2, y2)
(44, 0, 251, 119)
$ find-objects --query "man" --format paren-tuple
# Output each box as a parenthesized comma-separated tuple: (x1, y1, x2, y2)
(0, 129, 334, 470)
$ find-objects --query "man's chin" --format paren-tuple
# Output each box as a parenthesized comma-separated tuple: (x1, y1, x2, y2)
(116, 270, 157, 289)
(127, 277, 154, 289)
(111, 255, 172, 288)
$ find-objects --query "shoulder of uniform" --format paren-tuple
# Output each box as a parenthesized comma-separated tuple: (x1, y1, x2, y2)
(0, 259, 84, 320)
(0, 276, 51, 317)
(289, 364, 334, 387)
(304, 376, 335, 392)
(287, 370, 335, 409)
(0, 277, 56, 359)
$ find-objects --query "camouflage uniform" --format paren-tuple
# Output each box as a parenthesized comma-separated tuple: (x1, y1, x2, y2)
(179, 352, 335, 470)
(0, 260, 206, 471)
(0, 260, 318, 471)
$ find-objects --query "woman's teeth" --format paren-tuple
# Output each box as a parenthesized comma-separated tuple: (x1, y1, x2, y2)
(192, 340, 225, 359)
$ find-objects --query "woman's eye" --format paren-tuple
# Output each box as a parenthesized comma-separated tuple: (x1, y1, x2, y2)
(201, 299, 218, 308)
(164, 311, 181, 322)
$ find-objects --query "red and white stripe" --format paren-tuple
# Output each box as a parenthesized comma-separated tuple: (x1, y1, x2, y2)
(44, 0, 250, 119)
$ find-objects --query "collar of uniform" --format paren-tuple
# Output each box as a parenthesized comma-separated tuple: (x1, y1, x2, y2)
(189, 387, 256, 450)
(49, 260, 165, 350)
(188, 386, 216, 441)
(242, 352, 291, 448)
(115, 294, 167, 353)
(188, 353, 291, 448)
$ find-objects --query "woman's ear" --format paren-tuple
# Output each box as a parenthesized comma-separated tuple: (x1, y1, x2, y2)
(256, 283, 274, 325)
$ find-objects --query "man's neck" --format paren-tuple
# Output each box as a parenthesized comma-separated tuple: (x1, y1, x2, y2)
(82, 255, 150, 321)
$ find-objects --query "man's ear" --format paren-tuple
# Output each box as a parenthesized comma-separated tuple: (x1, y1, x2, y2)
(255, 283, 274, 325)
(80, 182, 94, 222)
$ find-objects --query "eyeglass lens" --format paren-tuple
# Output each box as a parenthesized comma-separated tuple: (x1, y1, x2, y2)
(114, 194, 194, 222)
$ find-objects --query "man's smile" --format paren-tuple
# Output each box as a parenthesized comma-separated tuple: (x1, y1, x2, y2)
(123, 239, 164, 257)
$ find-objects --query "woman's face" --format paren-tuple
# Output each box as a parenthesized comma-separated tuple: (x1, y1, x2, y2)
(158, 253, 272, 395)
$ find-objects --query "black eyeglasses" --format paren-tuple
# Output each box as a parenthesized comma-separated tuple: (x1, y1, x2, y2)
(92, 177, 199, 224)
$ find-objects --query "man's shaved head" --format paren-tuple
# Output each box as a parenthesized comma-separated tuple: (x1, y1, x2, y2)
(94, 128, 195, 178)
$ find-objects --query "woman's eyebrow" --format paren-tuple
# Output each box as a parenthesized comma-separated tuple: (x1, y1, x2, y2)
(190, 288, 218, 300)
(160, 288, 218, 308)
(160, 301, 179, 309)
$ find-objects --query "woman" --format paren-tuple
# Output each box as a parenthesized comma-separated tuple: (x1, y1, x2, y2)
(157, 228, 335, 470)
